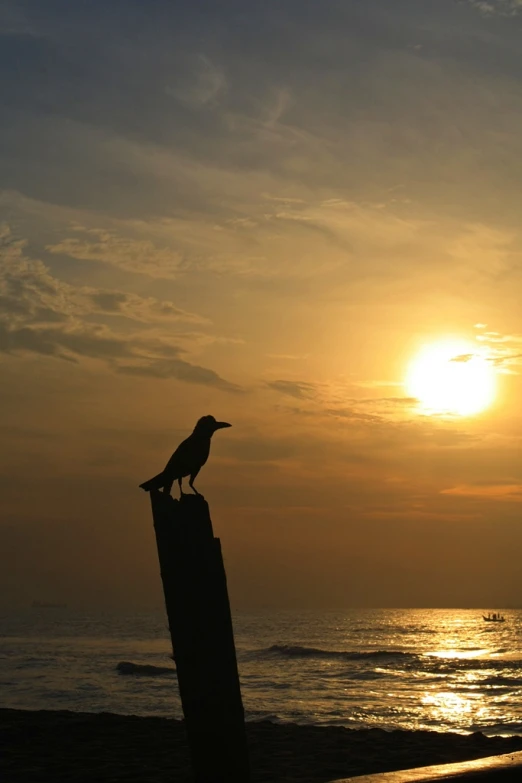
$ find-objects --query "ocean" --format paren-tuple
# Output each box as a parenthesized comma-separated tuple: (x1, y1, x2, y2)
(1, 608, 521, 737)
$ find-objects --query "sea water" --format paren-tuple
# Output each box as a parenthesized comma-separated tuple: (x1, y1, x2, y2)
(1, 608, 522, 736)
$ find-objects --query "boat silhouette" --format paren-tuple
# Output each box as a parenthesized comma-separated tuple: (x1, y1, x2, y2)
(482, 612, 506, 623)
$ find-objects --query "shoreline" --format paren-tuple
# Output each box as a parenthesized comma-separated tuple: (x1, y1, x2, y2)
(3, 708, 522, 782)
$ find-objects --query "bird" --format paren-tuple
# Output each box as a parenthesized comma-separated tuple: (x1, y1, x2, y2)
(139, 415, 232, 497)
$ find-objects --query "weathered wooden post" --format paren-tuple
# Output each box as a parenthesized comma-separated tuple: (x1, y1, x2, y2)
(149, 490, 250, 783)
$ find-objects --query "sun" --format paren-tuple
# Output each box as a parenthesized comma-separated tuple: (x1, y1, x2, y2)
(406, 339, 496, 416)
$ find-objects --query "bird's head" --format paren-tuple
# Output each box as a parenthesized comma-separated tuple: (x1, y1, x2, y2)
(194, 415, 232, 437)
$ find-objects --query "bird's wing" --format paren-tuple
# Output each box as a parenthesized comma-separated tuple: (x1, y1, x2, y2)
(163, 435, 195, 477)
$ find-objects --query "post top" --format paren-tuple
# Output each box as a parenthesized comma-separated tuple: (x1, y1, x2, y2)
(149, 491, 213, 536)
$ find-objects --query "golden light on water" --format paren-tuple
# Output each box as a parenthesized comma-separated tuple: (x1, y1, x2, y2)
(425, 649, 490, 660)
(421, 690, 479, 725)
(406, 340, 496, 416)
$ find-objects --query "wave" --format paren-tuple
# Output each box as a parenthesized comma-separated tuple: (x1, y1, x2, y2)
(261, 644, 416, 662)
(116, 661, 175, 677)
(424, 657, 522, 674)
(469, 720, 522, 736)
(477, 675, 522, 687)
(249, 646, 522, 678)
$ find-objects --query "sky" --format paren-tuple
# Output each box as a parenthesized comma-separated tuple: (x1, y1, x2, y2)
(2, 0, 522, 610)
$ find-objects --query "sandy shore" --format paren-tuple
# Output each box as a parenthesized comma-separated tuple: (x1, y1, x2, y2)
(2, 708, 522, 782)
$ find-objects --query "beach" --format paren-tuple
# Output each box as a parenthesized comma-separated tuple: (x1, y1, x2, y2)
(3, 709, 522, 783)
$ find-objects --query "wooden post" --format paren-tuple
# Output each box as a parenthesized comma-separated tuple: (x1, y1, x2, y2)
(149, 490, 250, 783)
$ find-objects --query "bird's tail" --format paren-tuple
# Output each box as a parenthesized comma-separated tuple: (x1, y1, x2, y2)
(139, 472, 165, 492)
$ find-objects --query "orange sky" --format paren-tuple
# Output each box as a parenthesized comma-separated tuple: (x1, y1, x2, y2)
(1, 0, 522, 609)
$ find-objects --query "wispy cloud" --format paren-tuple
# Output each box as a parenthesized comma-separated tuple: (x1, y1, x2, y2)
(265, 374, 419, 423)
(165, 55, 227, 107)
(450, 354, 475, 363)
(266, 379, 318, 400)
(86, 292, 209, 325)
(441, 483, 522, 501)
(117, 357, 243, 393)
(0, 225, 239, 391)
(474, 325, 522, 373)
(468, 0, 522, 15)
(45, 198, 515, 288)
(47, 226, 184, 279)
(0, 225, 206, 328)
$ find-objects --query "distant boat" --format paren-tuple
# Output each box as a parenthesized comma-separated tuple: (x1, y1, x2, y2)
(31, 600, 67, 609)
(483, 612, 506, 623)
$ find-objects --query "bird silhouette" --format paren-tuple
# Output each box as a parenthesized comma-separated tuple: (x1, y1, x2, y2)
(139, 415, 232, 497)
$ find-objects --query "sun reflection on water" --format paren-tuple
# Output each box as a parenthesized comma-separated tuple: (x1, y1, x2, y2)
(421, 689, 489, 730)
(426, 649, 491, 660)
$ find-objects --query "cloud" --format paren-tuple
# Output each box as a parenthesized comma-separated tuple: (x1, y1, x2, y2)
(0, 225, 239, 391)
(266, 379, 318, 400)
(0, 320, 166, 366)
(322, 396, 420, 424)
(117, 358, 243, 393)
(474, 329, 522, 373)
(441, 483, 522, 501)
(323, 407, 383, 423)
(4, 0, 522, 242)
(468, 0, 522, 15)
(267, 353, 308, 361)
(0, 321, 75, 361)
(450, 354, 475, 363)
(86, 291, 209, 325)
(0, 225, 207, 328)
(165, 55, 227, 107)
(47, 227, 184, 279)
(0, 226, 78, 325)
(356, 397, 418, 406)
(268, 374, 420, 421)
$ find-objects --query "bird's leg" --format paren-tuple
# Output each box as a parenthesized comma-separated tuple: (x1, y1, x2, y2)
(189, 469, 200, 495)
(178, 477, 184, 497)
(163, 479, 174, 496)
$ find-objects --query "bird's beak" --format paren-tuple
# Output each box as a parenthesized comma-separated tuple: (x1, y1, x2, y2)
(214, 421, 232, 430)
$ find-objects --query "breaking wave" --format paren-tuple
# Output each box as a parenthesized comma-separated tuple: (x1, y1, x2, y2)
(261, 645, 416, 662)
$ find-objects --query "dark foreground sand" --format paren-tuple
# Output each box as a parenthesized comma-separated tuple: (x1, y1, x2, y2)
(3, 709, 522, 783)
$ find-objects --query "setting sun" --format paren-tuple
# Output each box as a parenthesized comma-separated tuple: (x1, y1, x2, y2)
(406, 340, 496, 416)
